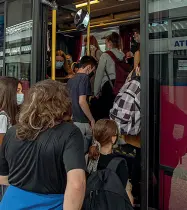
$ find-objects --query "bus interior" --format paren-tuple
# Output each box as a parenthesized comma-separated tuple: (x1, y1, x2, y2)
(46, 0, 140, 81)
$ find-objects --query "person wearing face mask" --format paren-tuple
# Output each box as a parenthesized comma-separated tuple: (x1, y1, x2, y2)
(47, 50, 72, 78)
(93, 32, 125, 120)
(67, 56, 97, 154)
(84, 35, 103, 62)
(0, 77, 20, 197)
(0, 77, 20, 145)
(17, 82, 24, 106)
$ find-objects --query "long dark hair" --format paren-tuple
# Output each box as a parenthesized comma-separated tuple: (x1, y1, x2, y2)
(16, 79, 72, 140)
(0, 77, 19, 125)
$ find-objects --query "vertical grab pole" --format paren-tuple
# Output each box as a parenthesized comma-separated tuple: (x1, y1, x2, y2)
(51, 1, 57, 80)
(87, 0, 91, 56)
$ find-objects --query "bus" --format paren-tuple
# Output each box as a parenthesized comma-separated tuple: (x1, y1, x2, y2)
(0, 0, 187, 209)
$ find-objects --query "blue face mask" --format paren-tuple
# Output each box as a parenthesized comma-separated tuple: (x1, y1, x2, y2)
(17, 94, 24, 105)
(56, 61, 64, 69)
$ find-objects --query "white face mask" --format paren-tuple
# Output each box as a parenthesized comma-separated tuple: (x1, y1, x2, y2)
(17, 93, 24, 105)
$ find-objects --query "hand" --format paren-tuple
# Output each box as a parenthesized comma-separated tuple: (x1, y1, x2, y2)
(95, 95, 100, 99)
(90, 119, 95, 129)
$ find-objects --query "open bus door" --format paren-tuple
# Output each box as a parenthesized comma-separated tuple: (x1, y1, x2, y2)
(141, 0, 187, 209)
(2, 0, 83, 92)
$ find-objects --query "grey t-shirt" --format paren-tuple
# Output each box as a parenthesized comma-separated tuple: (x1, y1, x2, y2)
(67, 73, 92, 123)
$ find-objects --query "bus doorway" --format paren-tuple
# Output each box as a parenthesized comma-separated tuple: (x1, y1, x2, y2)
(141, 0, 187, 209)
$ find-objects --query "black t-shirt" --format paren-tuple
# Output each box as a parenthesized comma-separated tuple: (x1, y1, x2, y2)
(0, 122, 86, 194)
(97, 154, 128, 187)
(67, 73, 92, 123)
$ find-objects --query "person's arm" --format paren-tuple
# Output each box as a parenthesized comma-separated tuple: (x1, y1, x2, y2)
(126, 180, 134, 205)
(64, 169, 86, 210)
(79, 95, 95, 127)
(63, 127, 86, 210)
(0, 134, 4, 146)
(0, 115, 8, 145)
(79, 76, 95, 127)
(0, 132, 9, 185)
(117, 161, 134, 205)
(0, 175, 9, 185)
(96, 49, 103, 61)
(94, 53, 107, 96)
(134, 50, 140, 69)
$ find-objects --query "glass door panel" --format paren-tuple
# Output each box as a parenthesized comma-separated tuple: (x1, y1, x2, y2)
(148, 1, 187, 209)
(5, 0, 33, 91)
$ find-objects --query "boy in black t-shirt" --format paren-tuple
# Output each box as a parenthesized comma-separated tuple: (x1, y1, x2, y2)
(67, 56, 97, 153)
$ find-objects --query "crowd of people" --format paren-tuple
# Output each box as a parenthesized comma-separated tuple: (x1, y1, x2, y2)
(0, 30, 141, 209)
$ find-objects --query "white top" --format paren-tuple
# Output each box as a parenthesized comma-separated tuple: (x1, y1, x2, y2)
(0, 115, 8, 134)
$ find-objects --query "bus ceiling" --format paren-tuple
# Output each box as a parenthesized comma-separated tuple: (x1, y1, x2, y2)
(47, 0, 140, 32)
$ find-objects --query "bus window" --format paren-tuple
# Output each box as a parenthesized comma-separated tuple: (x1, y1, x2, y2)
(5, 0, 32, 91)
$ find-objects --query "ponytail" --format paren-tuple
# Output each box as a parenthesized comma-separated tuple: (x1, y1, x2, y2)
(88, 145, 100, 160)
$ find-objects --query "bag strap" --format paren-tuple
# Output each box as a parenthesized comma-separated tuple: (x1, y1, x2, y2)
(106, 157, 126, 172)
(105, 51, 119, 63)
(104, 59, 114, 89)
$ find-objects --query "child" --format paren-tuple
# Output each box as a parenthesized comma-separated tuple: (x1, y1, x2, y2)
(87, 119, 134, 205)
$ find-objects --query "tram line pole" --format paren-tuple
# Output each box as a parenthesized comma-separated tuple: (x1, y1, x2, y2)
(87, 0, 91, 56)
(51, 1, 57, 80)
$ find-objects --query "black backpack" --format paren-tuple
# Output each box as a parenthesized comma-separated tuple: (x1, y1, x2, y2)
(83, 158, 134, 210)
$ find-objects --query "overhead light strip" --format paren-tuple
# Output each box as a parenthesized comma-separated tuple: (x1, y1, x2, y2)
(75, 0, 100, 8)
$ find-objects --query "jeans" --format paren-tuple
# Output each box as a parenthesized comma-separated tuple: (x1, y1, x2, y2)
(74, 122, 92, 154)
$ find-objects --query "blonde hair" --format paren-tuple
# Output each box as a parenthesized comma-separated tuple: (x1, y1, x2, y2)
(16, 80, 72, 140)
(56, 50, 70, 73)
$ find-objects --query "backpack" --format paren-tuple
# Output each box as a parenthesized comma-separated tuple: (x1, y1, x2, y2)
(110, 77, 141, 136)
(82, 158, 134, 210)
(105, 51, 131, 95)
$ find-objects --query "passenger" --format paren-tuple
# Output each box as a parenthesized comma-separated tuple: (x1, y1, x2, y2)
(87, 119, 134, 205)
(67, 56, 97, 154)
(126, 29, 140, 83)
(66, 54, 73, 70)
(84, 35, 102, 62)
(47, 50, 72, 78)
(0, 77, 20, 145)
(17, 81, 24, 106)
(0, 77, 23, 197)
(0, 80, 86, 210)
(133, 29, 140, 70)
(93, 32, 125, 120)
(110, 65, 141, 204)
(125, 51, 134, 69)
(71, 62, 80, 74)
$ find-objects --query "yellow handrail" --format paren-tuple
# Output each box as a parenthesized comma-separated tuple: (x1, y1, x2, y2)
(51, 6, 57, 80)
(87, 0, 91, 56)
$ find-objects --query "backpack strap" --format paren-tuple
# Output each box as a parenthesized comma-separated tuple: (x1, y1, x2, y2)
(105, 51, 119, 62)
(106, 157, 126, 172)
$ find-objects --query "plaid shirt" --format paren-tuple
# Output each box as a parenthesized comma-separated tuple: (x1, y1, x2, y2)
(110, 77, 141, 135)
